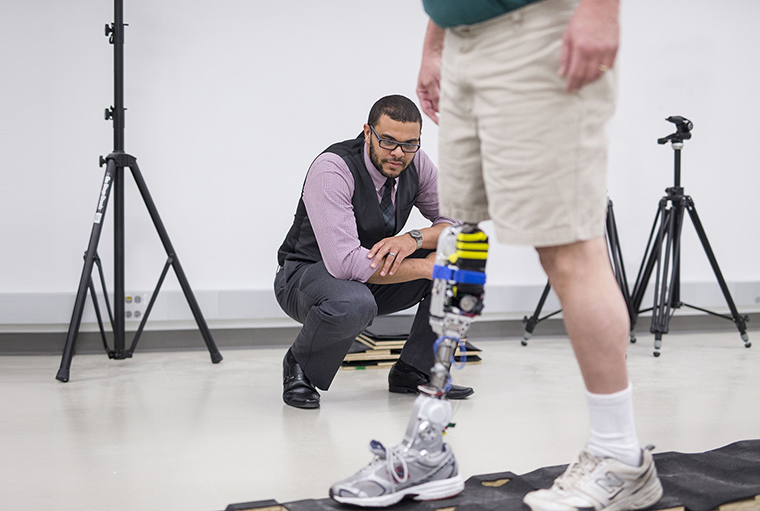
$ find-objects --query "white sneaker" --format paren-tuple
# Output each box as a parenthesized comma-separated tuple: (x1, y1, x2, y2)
(330, 440, 463, 507)
(523, 445, 663, 511)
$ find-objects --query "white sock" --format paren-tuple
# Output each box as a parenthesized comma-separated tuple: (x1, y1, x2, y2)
(585, 383, 642, 467)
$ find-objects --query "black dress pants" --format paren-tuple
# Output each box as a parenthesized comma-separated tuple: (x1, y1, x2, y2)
(274, 251, 437, 391)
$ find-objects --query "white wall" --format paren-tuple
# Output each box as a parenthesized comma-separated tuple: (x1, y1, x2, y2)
(1, 1, 759, 330)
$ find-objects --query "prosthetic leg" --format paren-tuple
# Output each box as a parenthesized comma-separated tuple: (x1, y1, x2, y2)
(330, 225, 488, 507)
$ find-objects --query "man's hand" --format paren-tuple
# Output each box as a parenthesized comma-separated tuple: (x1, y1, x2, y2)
(417, 20, 445, 125)
(368, 234, 418, 277)
(560, 0, 619, 92)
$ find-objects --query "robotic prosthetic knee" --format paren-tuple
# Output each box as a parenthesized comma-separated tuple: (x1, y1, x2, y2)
(402, 224, 488, 452)
(329, 225, 487, 506)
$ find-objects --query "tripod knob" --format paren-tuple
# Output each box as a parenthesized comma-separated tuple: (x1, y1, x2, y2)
(104, 107, 113, 121)
(105, 23, 113, 37)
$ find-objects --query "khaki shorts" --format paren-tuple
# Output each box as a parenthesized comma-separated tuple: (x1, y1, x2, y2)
(438, 0, 617, 247)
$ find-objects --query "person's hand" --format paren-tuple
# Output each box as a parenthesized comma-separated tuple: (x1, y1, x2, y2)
(367, 234, 418, 277)
(417, 53, 442, 124)
(559, 0, 619, 92)
(417, 20, 445, 124)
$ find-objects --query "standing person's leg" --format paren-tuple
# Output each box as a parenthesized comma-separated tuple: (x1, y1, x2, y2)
(275, 261, 378, 408)
(538, 238, 640, 463)
(538, 239, 629, 394)
(437, 2, 662, 509)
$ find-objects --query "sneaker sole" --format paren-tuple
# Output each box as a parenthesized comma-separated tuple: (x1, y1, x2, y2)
(625, 476, 664, 511)
(524, 472, 663, 511)
(331, 474, 464, 507)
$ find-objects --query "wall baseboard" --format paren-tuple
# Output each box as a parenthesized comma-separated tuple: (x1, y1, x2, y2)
(2, 281, 758, 329)
(2, 282, 758, 355)
(2, 311, 757, 356)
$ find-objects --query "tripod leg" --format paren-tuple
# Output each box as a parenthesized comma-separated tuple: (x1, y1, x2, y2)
(605, 199, 635, 342)
(650, 201, 675, 356)
(57, 160, 117, 382)
(129, 257, 172, 354)
(630, 205, 664, 339)
(93, 254, 115, 330)
(686, 198, 750, 348)
(522, 280, 552, 346)
(653, 200, 686, 357)
(127, 159, 222, 363)
(88, 275, 112, 356)
(113, 163, 126, 357)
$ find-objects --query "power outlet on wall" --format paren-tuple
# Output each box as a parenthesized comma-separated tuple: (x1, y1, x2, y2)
(125, 292, 149, 321)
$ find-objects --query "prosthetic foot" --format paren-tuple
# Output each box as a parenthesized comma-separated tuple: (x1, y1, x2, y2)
(330, 225, 488, 507)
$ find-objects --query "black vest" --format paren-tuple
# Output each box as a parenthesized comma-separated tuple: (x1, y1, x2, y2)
(277, 134, 419, 268)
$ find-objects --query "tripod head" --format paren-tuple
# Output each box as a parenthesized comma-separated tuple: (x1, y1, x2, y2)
(657, 116, 693, 145)
(657, 116, 693, 188)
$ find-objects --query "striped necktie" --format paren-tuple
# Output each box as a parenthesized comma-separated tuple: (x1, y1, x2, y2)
(380, 177, 395, 237)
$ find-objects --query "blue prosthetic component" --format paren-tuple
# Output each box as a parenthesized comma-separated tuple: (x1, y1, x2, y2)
(432, 265, 487, 285)
(433, 336, 467, 371)
(452, 339, 466, 370)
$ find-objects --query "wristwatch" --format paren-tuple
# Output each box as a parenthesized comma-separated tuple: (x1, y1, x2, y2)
(406, 229, 423, 250)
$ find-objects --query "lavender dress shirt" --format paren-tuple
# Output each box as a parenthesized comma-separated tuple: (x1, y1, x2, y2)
(302, 141, 454, 283)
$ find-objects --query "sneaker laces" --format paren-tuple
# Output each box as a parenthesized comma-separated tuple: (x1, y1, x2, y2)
(554, 449, 601, 490)
(368, 440, 410, 484)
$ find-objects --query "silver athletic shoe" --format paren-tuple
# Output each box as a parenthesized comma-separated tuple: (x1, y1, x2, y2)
(523, 445, 663, 511)
(329, 440, 464, 507)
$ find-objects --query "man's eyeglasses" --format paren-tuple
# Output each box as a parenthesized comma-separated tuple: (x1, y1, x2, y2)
(369, 125, 421, 154)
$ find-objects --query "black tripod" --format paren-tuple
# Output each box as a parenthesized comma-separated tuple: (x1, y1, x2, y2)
(56, 0, 222, 382)
(629, 116, 750, 357)
(522, 198, 634, 345)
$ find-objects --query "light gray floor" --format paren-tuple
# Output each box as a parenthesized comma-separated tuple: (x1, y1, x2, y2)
(2, 330, 758, 511)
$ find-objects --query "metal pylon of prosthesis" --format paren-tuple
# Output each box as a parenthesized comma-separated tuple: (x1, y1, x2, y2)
(403, 224, 488, 447)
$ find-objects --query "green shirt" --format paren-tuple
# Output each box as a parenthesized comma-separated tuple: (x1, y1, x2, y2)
(423, 0, 542, 28)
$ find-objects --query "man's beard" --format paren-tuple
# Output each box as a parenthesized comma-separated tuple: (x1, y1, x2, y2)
(369, 142, 408, 178)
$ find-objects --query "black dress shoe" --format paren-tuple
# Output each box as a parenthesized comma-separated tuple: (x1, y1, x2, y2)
(388, 361, 474, 400)
(283, 348, 320, 409)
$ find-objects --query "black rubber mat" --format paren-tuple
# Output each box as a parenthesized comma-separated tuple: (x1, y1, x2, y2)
(223, 439, 760, 511)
